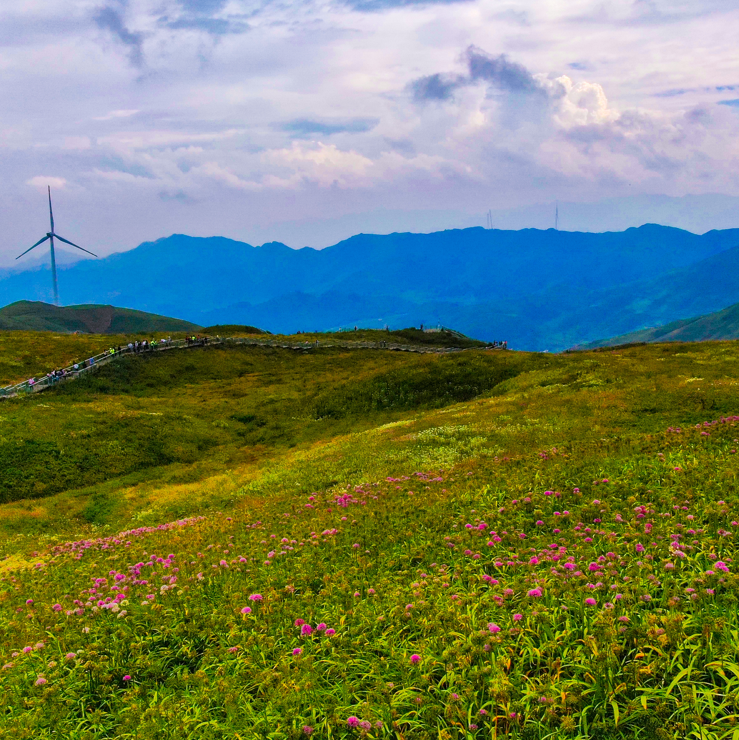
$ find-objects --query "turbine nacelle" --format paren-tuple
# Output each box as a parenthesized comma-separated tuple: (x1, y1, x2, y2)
(15, 187, 97, 305)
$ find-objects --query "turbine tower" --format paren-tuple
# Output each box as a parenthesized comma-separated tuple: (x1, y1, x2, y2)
(16, 187, 97, 306)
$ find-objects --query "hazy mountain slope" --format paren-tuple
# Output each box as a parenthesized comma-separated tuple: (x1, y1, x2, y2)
(0, 301, 201, 334)
(533, 244, 739, 350)
(578, 301, 739, 349)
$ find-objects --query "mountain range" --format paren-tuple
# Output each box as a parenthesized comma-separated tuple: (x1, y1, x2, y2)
(2, 224, 739, 351)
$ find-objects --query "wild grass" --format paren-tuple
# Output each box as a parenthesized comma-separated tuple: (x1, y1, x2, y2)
(0, 342, 551, 510)
(1, 336, 739, 737)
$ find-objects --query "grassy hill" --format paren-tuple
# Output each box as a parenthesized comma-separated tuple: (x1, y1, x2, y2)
(0, 300, 201, 334)
(201, 324, 270, 335)
(579, 301, 739, 349)
(1, 334, 739, 737)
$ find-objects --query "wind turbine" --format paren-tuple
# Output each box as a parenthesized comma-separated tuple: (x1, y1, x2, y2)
(16, 186, 97, 306)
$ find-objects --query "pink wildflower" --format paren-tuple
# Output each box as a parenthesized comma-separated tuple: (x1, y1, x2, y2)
(410, 654, 421, 664)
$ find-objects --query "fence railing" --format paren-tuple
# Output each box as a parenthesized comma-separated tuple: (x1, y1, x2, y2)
(0, 335, 499, 400)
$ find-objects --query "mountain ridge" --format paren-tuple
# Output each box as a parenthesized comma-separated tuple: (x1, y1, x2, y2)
(575, 301, 739, 349)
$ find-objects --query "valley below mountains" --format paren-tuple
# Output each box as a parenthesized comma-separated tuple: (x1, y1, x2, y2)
(3, 223, 739, 351)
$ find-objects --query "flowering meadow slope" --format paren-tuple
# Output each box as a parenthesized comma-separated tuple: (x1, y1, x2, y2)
(1, 339, 739, 738)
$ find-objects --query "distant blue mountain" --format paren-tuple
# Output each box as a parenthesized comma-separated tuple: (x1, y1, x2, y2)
(2, 224, 739, 350)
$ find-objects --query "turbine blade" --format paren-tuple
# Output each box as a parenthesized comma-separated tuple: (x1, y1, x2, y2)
(16, 234, 50, 259)
(53, 234, 97, 257)
(48, 186, 54, 233)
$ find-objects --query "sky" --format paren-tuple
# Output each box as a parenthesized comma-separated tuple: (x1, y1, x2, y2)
(1, 0, 739, 266)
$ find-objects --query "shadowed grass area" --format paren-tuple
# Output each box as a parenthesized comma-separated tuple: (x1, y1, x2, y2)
(0, 343, 548, 509)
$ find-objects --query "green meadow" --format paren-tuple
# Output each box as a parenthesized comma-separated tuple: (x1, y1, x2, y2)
(1, 331, 739, 739)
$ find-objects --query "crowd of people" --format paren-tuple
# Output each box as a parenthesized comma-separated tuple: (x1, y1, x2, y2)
(126, 337, 174, 353)
(4, 336, 190, 395)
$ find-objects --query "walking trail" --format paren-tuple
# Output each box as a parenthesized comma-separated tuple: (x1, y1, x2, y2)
(1, 334, 498, 400)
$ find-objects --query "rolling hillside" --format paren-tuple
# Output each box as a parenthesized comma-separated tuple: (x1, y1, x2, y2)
(2, 334, 739, 736)
(0, 301, 201, 334)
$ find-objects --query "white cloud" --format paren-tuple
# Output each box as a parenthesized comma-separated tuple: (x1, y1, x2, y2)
(543, 76, 620, 128)
(26, 175, 67, 190)
(192, 161, 262, 191)
(94, 109, 140, 121)
(63, 136, 92, 150)
(0, 0, 739, 264)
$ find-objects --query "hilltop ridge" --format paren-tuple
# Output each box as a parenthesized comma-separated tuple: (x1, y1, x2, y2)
(0, 301, 201, 334)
